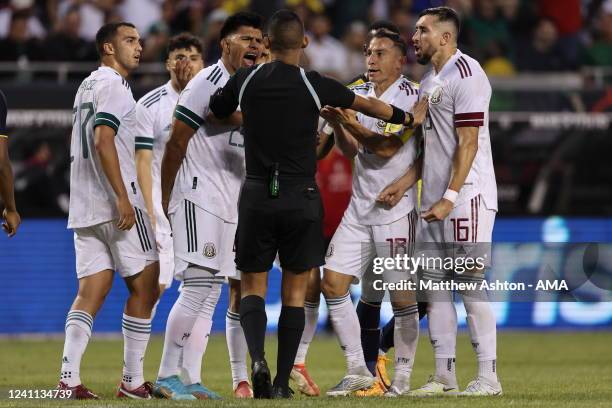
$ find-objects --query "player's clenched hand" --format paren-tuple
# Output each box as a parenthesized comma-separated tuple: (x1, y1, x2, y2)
(116, 196, 135, 230)
(421, 198, 453, 223)
(174, 59, 193, 91)
(411, 97, 429, 127)
(377, 181, 407, 208)
(2, 209, 21, 237)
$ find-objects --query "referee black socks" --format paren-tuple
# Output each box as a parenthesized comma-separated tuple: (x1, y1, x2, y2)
(274, 306, 305, 389)
(240, 295, 267, 362)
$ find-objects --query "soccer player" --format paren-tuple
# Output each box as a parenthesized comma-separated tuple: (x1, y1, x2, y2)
(209, 9, 415, 399)
(0, 90, 20, 237)
(319, 28, 427, 397)
(134, 33, 215, 399)
(156, 12, 264, 400)
(59, 22, 159, 399)
(382, 7, 501, 396)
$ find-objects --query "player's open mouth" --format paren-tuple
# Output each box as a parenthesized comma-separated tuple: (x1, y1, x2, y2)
(243, 53, 257, 66)
(368, 69, 380, 74)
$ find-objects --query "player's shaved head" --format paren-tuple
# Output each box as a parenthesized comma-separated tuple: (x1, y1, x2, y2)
(267, 9, 305, 51)
(418, 7, 461, 38)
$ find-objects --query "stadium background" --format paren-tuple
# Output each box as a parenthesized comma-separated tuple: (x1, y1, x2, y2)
(0, 0, 611, 337)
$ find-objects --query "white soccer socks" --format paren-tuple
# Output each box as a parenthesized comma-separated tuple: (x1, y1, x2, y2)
(326, 292, 368, 374)
(392, 304, 419, 386)
(427, 295, 458, 387)
(464, 298, 498, 383)
(181, 282, 222, 385)
(60, 310, 93, 387)
(122, 314, 152, 389)
(294, 300, 319, 365)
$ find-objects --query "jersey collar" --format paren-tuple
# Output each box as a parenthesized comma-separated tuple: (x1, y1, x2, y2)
(97, 65, 122, 77)
(164, 80, 179, 100)
(217, 59, 231, 81)
(435, 49, 463, 77)
(368, 75, 403, 103)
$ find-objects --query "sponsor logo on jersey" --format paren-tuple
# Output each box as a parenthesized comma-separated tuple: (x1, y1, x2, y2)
(203, 242, 217, 258)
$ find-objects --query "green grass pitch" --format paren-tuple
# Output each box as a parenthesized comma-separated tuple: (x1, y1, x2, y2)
(1, 332, 611, 407)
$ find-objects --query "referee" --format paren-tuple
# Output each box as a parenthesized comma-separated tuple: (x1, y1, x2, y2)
(210, 10, 415, 399)
(0, 90, 20, 237)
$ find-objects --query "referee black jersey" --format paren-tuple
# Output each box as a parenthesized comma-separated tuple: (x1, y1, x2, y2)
(210, 60, 355, 180)
(209, 60, 356, 272)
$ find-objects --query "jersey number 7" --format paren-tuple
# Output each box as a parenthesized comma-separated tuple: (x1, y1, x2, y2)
(73, 102, 94, 159)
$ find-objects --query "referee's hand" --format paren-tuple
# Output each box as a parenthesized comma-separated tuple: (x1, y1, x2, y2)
(320, 106, 355, 126)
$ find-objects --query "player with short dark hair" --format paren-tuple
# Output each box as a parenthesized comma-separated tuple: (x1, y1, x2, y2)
(381, 6, 500, 396)
(209, 9, 416, 399)
(59, 21, 160, 400)
(156, 11, 264, 400)
(0, 90, 20, 237)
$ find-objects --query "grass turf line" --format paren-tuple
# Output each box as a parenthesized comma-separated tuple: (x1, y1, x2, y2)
(0, 332, 611, 407)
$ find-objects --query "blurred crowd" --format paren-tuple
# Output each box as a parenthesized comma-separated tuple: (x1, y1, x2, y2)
(0, 0, 611, 82)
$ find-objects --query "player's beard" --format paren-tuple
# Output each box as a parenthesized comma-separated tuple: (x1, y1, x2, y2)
(416, 53, 431, 65)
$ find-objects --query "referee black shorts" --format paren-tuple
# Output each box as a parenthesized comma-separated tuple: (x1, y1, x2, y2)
(235, 177, 325, 273)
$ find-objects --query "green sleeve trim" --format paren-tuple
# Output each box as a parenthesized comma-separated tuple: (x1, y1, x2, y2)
(94, 112, 120, 133)
(174, 105, 204, 130)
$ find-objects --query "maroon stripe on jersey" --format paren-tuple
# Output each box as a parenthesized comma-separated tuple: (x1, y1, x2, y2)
(455, 61, 466, 78)
(455, 112, 484, 120)
(457, 58, 470, 79)
(471, 198, 475, 243)
(455, 120, 484, 127)
(459, 57, 472, 76)
(476, 195, 480, 242)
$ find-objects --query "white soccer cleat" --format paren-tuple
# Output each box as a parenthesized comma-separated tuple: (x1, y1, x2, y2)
(407, 375, 458, 397)
(384, 381, 411, 397)
(326, 373, 375, 397)
(459, 377, 503, 396)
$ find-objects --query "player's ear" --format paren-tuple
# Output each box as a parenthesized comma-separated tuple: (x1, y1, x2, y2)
(221, 37, 229, 55)
(263, 35, 271, 49)
(103, 41, 114, 56)
(302, 35, 309, 49)
(441, 31, 451, 46)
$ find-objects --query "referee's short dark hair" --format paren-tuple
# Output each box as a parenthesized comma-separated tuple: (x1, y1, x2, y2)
(419, 6, 461, 36)
(167, 33, 203, 56)
(95, 22, 136, 58)
(267, 9, 304, 51)
(220, 11, 264, 40)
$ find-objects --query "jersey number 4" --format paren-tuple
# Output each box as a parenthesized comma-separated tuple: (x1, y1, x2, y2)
(73, 102, 94, 159)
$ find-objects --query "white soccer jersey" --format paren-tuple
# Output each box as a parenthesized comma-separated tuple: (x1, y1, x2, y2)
(418, 50, 498, 212)
(169, 59, 245, 222)
(68, 66, 143, 228)
(343, 76, 419, 225)
(134, 81, 179, 235)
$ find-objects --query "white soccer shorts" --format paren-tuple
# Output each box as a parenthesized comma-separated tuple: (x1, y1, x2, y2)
(156, 230, 175, 286)
(171, 199, 238, 279)
(73, 207, 158, 279)
(418, 194, 496, 274)
(324, 210, 419, 284)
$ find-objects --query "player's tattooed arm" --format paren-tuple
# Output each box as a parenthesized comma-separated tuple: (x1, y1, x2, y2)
(160, 119, 195, 217)
(422, 126, 478, 223)
(94, 125, 135, 230)
(135, 148, 155, 232)
(320, 106, 402, 159)
(377, 156, 423, 208)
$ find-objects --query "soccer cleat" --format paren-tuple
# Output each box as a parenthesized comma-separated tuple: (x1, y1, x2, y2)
(272, 384, 294, 399)
(153, 375, 197, 400)
(354, 378, 386, 397)
(56, 381, 99, 399)
(185, 383, 222, 399)
(326, 373, 375, 397)
(290, 363, 320, 396)
(376, 355, 391, 389)
(459, 377, 503, 396)
(384, 381, 411, 397)
(234, 381, 253, 398)
(251, 359, 273, 399)
(116, 381, 153, 399)
(408, 375, 459, 397)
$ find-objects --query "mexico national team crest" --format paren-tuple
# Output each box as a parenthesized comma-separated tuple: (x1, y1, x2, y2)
(376, 119, 387, 130)
(429, 85, 443, 105)
(203, 242, 216, 258)
(326, 244, 334, 258)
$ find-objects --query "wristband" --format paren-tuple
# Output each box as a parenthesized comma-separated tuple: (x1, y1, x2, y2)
(404, 112, 415, 128)
(442, 189, 458, 204)
(389, 104, 406, 125)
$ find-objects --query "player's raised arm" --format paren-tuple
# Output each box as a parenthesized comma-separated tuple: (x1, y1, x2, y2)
(94, 124, 135, 230)
(0, 92, 20, 237)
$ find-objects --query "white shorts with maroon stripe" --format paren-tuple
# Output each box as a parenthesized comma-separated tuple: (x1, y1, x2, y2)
(418, 194, 495, 270)
(324, 209, 419, 284)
